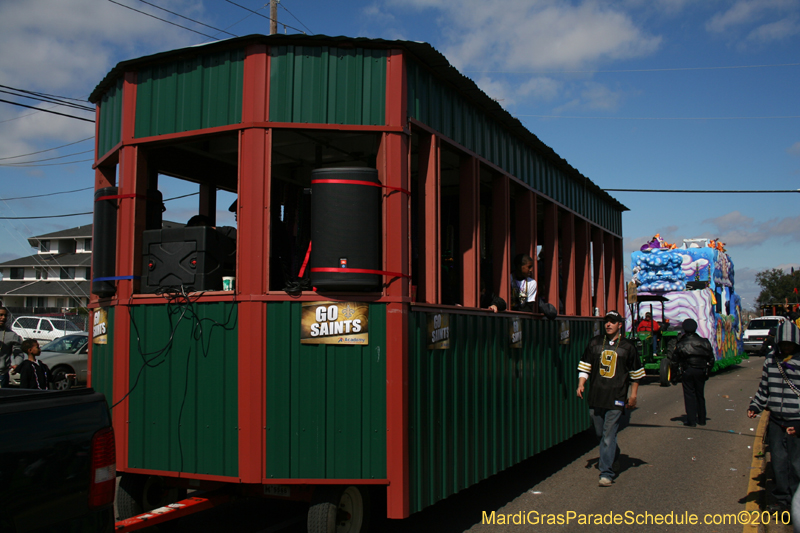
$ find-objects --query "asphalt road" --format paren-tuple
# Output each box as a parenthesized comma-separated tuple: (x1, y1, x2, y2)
(128, 357, 767, 533)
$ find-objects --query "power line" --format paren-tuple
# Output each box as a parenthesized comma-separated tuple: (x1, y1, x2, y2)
(0, 187, 94, 201)
(466, 61, 800, 75)
(224, 0, 306, 34)
(135, 0, 238, 37)
(1, 158, 94, 168)
(0, 98, 94, 123)
(0, 85, 94, 112)
(0, 137, 93, 161)
(0, 212, 92, 220)
(0, 149, 94, 166)
(519, 114, 800, 120)
(0, 192, 202, 220)
(604, 188, 800, 193)
(107, 0, 218, 39)
(279, 3, 313, 34)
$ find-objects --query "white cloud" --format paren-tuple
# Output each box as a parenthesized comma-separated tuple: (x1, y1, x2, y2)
(392, 0, 661, 71)
(747, 15, 800, 42)
(0, 0, 210, 156)
(706, 0, 798, 33)
(703, 211, 755, 233)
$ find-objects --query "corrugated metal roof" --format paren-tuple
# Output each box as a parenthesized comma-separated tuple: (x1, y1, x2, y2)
(89, 34, 627, 214)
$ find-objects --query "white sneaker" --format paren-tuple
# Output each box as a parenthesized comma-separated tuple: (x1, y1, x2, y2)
(599, 477, 613, 487)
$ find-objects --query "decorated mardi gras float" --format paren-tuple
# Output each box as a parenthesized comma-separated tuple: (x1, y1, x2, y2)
(626, 235, 745, 379)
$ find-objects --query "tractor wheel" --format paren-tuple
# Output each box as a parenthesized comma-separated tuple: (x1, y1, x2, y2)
(659, 358, 672, 387)
(308, 486, 369, 533)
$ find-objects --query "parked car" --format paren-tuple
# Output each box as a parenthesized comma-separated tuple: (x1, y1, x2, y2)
(10, 333, 89, 389)
(742, 316, 786, 354)
(10, 315, 82, 342)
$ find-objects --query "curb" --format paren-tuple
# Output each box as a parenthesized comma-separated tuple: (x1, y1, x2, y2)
(743, 411, 770, 533)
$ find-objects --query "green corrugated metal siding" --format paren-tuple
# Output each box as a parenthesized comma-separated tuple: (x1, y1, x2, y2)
(97, 79, 123, 157)
(265, 302, 386, 479)
(408, 312, 594, 514)
(407, 59, 622, 235)
(90, 307, 115, 410)
(127, 302, 238, 477)
(269, 46, 386, 125)
(134, 49, 244, 138)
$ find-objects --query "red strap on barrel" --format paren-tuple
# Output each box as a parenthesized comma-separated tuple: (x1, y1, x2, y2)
(311, 267, 410, 278)
(298, 242, 312, 278)
(311, 179, 410, 196)
(94, 193, 147, 202)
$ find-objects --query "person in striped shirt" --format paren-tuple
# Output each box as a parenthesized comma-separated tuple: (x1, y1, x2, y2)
(748, 321, 800, 514)
(577, 310, 645, 487)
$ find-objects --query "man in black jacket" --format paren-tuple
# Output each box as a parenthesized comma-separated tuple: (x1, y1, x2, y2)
(674, 318, 715, 427)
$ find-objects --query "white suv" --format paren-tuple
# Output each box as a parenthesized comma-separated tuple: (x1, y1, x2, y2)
(10, 316, 82, 342)
(742, 316, 786, 354)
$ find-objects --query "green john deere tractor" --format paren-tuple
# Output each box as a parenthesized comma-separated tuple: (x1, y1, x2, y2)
(627, 295, 681, 387)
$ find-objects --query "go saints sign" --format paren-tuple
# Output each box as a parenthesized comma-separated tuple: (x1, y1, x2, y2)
(300, 302, 369, 345)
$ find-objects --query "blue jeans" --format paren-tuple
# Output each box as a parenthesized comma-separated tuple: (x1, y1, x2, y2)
(768, 420, 800, 508)
(590, 408, 623, 480)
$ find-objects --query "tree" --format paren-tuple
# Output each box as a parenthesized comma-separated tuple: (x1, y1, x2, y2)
(755, 268, 800, 306)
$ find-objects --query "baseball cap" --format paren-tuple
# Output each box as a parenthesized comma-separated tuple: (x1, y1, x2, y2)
(604, 310, 622, 323)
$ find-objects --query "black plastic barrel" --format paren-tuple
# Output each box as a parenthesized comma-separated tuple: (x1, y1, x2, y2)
(310, 167, 382, 292)
(92, 187, 118, 297)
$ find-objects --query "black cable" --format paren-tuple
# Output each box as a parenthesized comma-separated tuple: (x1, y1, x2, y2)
(0, 84, 94, 111)
(0, 212, 92, 220)
(136, 0, 238, 37)
(107, 0, 218, 39)
(0, 84, 89, 104)
(1, 158, 94, 168)
(0, 187, 93, 201)
(0, 149, 94, 166)
(0, 88, 95, 113)
(0, 98, 94, 122)
(279, 3, 313, 34)
(0, 137, 93, 161)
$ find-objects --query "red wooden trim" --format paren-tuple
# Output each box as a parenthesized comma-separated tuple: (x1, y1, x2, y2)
(94, 105, 101, 163)
(236, 126, 271, 483)
(408, 118, 623, 238)
(592, 227, 606, 316)
(261, 478, 390, 485)
(604, 232, 617, 314)
(562, 211, 576, 316)
(386, 49, 407, 130)
(243, 44, 268, 123)
(121, 72, 137, 141)
(541, 201, 559, 308)
(492, 174, 510, 308)
(459, 157, 479, 307)
(123, 123, 405, 148)
(93, 142, 121, 168)
(417, 134, 440, 304)
(121, 467, 240, 483)
(574, 218, 592, 316)
(385, 302, 409, 519)
(614, 236, 625, 312)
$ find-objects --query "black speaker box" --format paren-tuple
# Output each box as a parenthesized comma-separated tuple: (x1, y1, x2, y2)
(141, 226, 235, 293)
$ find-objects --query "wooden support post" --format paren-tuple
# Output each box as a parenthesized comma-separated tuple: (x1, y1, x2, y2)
(592, 226, 606, 316)
(417, 134, 440, 304)
(459, 157, 479, 308)
(541, 201, 559, 309)
(562, 211, 576, 316)
(492, 174, 510, 306)
(237, 44, 270, 484)
(574, 218, 592, 316)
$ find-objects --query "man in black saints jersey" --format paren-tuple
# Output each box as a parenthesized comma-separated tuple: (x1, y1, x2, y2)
(577, 310, 645, 487)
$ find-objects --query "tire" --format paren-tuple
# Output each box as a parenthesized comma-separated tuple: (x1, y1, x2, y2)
(51, 365, 74, 391)
(659, 358, 672, 387)
(117, 473, 186, 520)
(308, 486, 369, 533)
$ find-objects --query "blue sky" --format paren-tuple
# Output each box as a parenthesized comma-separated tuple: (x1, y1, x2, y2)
(1, 0, 798, 309)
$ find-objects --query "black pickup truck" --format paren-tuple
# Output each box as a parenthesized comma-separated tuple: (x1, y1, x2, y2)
(0, 387, 116, 533)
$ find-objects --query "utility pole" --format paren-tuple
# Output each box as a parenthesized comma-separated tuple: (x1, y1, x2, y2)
(270, 0, 278, 35)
